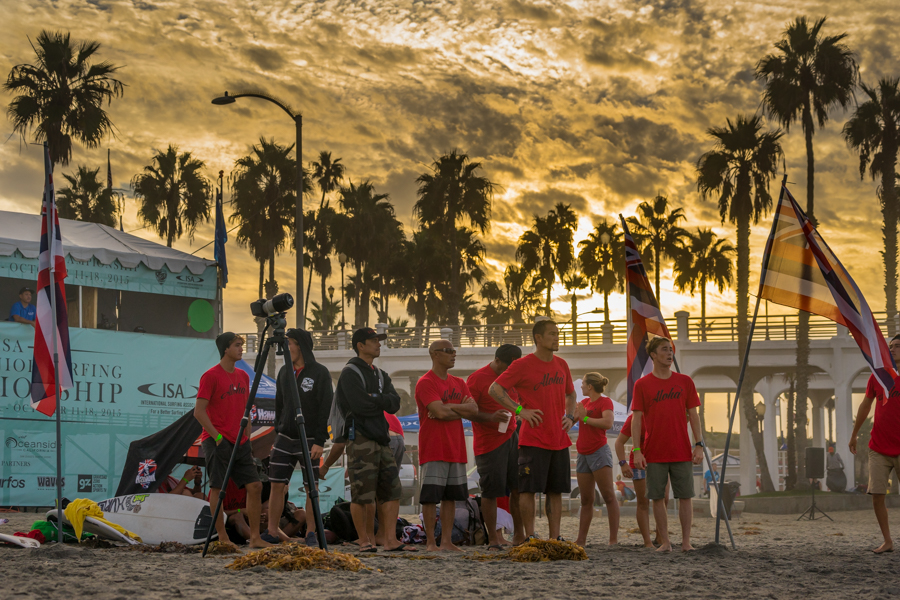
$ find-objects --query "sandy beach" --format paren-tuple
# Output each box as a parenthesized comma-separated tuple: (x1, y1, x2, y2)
(3, 507, 899, 600)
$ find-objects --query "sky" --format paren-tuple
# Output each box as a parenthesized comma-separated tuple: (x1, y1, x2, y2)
(1, 0, 897, 339)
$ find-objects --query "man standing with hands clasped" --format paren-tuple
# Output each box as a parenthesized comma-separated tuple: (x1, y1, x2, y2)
(489, 320, 577, 542)
(631, 336, 703, 552)
(415, 340, 479, 551)
(194, 333, 271, 548)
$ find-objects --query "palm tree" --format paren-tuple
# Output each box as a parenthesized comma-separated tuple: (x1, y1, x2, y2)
(480, 281, 507, 323)
(578, 220, 624, 322)
(57, 165, 118, 226)
(414, 150, 495, 327)
(310, 151, 345, 209)
(697, 113, 783, 493)
(757, 17, 857, 480)
(516, 203, 578, 315)
(400, 227, 443, 331)
(504, 265, 542, 323)
(228, 138, 296, 298)
(5, 30, 125, 166)
(843, 77, 900, 333)
(334, 180, 402, 327)
(562, 266, 589, 343)
(310, 297, 341, 330)
(626, 195, 687, 298)
(673, 228, 735, 341)
(133, 144, 211, 248)
(303, 204, 338, 320)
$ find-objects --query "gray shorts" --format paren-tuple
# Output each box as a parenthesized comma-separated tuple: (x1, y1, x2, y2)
(474, 433, 519, 498)
(389, 434, 405, 469)
(576, 444, 614, 473)
(419, 461, 468, 504)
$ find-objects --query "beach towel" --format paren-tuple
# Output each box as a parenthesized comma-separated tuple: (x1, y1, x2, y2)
(64, 498, 142, 543)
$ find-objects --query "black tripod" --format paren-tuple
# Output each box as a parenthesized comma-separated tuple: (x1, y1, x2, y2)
(798, 484, 832, 521)
(202, 314, 328, 556)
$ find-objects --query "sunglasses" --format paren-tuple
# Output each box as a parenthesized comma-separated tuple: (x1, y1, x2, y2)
(435, 348, 457, 355)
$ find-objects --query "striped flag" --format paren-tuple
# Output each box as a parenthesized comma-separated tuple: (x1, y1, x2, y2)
(30, 145, 74, 417)
(620, 215, 673, 410)
(214, 175, 228, 288)
(759, 185, 897, 394)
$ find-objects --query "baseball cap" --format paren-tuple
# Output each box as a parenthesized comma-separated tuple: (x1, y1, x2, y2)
(19, 286, 34, 295)
(352, 327, 386, 349)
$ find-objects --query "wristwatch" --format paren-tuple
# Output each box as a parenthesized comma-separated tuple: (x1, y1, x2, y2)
(618, 459, 627, 467)
(565, 414, 575, 422)
(695, 441, 705, 448)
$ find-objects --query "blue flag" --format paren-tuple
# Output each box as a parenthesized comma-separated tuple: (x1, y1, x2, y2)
(214, 183, 228, 288)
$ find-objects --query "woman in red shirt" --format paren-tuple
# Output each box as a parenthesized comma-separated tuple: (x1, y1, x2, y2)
(573, 373, 617, 546)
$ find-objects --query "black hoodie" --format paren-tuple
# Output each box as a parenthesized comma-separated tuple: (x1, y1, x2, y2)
(334, 356, 400, 446)
(274, 329, 333, 446)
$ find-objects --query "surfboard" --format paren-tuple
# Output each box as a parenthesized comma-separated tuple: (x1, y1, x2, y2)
(45, 507, 141, 545)
(709, 485, 718, 519)
(0, 532, 40, 548)
(94, 493, 217, 545)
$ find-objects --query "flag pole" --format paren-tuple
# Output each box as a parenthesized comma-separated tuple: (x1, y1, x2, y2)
(715, 177, 787, 545)
(45, 144, 64, 543)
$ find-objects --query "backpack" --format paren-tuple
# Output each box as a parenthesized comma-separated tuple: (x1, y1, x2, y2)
(329, 363, 384, 441)
(328, 501, 358, 542)
(433, 497, 487, 546)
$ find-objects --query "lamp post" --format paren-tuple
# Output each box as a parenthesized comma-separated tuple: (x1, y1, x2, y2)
(212, 91, 305, 328)
(328, 285, 335, 330)
(338, 253, 347, 330)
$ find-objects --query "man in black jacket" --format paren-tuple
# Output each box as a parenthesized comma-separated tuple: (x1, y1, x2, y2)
(334, 327, 414, 552)
(266, 328, 333, 544)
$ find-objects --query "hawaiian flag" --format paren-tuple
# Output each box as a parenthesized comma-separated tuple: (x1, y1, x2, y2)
(30, 145, 74, 417)
(759, 185, 897, 394)
(620, 215, 673, 411)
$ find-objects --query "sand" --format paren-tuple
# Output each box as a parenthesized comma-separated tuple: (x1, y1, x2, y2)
(2, 507, 899, 599)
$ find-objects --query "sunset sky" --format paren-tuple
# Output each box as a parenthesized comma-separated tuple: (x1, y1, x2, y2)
(1, 0, 897, 343)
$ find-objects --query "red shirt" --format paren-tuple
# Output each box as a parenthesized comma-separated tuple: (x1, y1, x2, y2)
(467, 364, 519, 456)
(493, 353, 574, 451)
(385, 412, 404, 435)
(415, 370, 470, 464)
(576, 395, 614, 455)
(197, 364, 250, 444)
(631, 372, 700, 463)
(620, 414, 646, 470)
(865, 374, 900, 457)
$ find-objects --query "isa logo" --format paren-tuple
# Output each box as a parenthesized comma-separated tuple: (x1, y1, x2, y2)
(136, 459, 158, 489)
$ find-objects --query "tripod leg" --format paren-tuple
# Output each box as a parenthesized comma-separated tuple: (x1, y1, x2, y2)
(202, 338, 273, 557)
(703, 446, 735, 550)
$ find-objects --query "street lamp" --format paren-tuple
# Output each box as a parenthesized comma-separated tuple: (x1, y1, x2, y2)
(328, 285, 335, 330)
(212, 90, 305, 328)
(338, 253, 347, 330)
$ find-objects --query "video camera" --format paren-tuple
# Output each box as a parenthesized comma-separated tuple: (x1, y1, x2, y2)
(250, 293, 294, 317)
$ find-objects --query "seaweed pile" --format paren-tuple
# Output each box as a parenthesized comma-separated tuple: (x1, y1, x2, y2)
(468, 539, 588, 563)
(227, 544, 369, 572)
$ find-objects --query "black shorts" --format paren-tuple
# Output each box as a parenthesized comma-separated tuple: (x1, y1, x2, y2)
(202, 437, 259, 490)
(517, 445, 571, 495)
(475, 432, 519, 498)
(267, 434, 319, 487)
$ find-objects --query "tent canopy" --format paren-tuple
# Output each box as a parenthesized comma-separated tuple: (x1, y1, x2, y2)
(0, 210, 215, 275)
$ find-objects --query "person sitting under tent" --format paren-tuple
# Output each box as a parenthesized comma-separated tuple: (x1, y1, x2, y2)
(8, 286, 35, 326)
(157, 465, 205, 499)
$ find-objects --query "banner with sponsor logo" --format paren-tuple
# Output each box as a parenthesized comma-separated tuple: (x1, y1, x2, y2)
(0, 322, 218, 505)
(0, 252, 217, 299)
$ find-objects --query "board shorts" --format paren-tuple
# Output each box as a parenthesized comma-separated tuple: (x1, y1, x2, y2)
(389, 433, 406, 469)
(631, 469, 647, 481)
(419, 461, 468, 504)
(346, 434, 401, 505)
(647, 461, 693, 500)
(475, 432, 519, 498)
(868, 448, 900, 495)
(518, 446, 571, 495)
(201, 437, 259, 490)
(576, 444, 614, 474)
(267, 433, 319, 487)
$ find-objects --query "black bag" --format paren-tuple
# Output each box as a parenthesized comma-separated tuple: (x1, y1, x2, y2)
(328, 501, 358, 542)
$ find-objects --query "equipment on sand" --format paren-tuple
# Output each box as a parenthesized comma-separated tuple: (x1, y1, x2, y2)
(93, 493, 216, 545)
(45, 508, 141, 545)
(0, 533, 40, 548)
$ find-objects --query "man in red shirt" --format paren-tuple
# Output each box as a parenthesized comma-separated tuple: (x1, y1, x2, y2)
(193, 332, 270, 548)
(849, 334, 900, 554)
(415, 339, 478, 551)
(632, 336, 703, 552)
(489, 320, 577, 542)
(467, 344, 525, 547)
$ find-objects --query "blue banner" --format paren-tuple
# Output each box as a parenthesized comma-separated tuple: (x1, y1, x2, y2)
(0, 322, 218, 505)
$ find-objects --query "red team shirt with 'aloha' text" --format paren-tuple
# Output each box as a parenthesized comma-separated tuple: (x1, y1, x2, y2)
(631, 372, 700, 463)
(865, 374, 900, 457)
(493, 353, 574, 451)
(197, 365, 250, 444)
(415, 370, 470, 464)
(576, 395, 615, 455)
(467, 364, 519, 456)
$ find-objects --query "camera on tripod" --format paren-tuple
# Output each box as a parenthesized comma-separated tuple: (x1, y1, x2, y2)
(250, 293, 294, 317)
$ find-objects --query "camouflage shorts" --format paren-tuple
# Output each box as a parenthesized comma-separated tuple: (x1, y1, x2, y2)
(347, 434, 401, 504)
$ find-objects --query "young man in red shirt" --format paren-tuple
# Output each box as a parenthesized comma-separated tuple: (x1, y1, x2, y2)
(415, 339, 478, 551)
(849, 334, 900, 554)
(467, 343, 525, 548)
(489, 320, 577, 542)
(193, 332, 271, 548)
(632, 336, 703, 552)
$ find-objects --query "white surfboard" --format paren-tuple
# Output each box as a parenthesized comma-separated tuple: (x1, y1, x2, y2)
(94, 493, 217, 545)
(46, 507, 141, 545)
(0, 532, 40, 548)
(710, 485, 719, 519)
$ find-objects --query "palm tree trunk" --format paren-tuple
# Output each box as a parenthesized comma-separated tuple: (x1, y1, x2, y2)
(321, 268, 328, 321)
(736, 211, 776, 492)
(546, 281, 552, 316)
(258, 259, 265, 300)
(882, 141, 898, 335)
(785, 380, 796, 491)
(796, 109, 816, 482)
(354, 265, 363, 328)
(654, 243, 661, 299)
(448, 216, 460, 327)
(700, 278, 707, 343)
(303, 263, 314, 324)
(603, 290, 610, 323)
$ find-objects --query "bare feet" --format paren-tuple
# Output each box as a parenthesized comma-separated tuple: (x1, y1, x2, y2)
(512, 535, 528, 546)
(643, 542, 655, 548)
(873, 541, 894, 554)
(608, 539, 618, 546)
(575, 538, 587, 547)
(656, 542, 672, 552)
(439, 542, 463, 552)
(249, 536, 274, 549)
(681, 544, 695, 552)
(426, 543, 441, 552)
